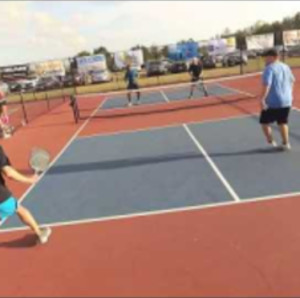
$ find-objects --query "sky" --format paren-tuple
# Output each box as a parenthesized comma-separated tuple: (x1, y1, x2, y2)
(0, 1, 300, 66)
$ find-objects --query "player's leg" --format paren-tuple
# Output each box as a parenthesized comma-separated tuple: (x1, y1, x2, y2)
(199, 78, 209, 96)
(135, 84, 141, 103)
(127, 88, 132, 107)
(260, 109, 277, 146)
(189, 83, 196, 98)
(277, 108, 291, 150)
(279, 124, 290, 148)
(16, 204, 52, 243)
(136, 90, 141, 103)
(261, 124, 276, 144)
(16, 204, 41, 235)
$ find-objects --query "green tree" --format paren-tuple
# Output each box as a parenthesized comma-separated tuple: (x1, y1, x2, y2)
(93, 46, 114, 70)
(76, 51, 91, 57)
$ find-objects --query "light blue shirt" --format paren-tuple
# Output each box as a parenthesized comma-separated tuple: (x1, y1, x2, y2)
(263, 61, 295, 108)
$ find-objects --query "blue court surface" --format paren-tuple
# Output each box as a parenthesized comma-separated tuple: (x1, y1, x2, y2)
(102, 83, 237, 110)
(3, 110, 300, 229)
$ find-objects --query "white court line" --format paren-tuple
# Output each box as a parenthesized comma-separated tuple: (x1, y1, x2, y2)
(2, 189, 300, 234)
(214, 82, 257, 98)
(248, 191, 300, 201)
(183, 124, 240, 202)
(77, 113, 256, 140)
(163, 87, 240, 202)
(160, 90, 170, 103)
(0, 97, 108, 227)
(292, 106, 300, 112)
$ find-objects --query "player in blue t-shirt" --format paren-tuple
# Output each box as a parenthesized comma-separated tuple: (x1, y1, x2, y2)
(124, 62, 141, 107)
(259, 49, 295, 151)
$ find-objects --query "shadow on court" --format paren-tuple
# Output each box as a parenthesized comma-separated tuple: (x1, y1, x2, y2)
(0, 234, 37, 249)
(23, 148, 284, 176)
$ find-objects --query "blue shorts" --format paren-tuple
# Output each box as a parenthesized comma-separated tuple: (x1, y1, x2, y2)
(0, 197, 18, 221)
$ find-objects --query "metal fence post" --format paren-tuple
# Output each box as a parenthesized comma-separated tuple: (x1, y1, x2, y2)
(240, 48, 244, 75)
(19, 91, 28, 124)
(45, 91, 50, 110)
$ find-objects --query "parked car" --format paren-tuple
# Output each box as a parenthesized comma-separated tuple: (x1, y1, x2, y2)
(35, 76, 62, 91)
(288, 45, 300, 57)
(214, 55, 224, 63)
(275, 45, 289, 55)
(254, 49, 265, 56)
(62, 73, 84, 87)
(90, 69, 112, 84)
(7, 77, 38, 93)
(8, 81, 21, 93)
(146, 60, 169, 76)
(222, 51, 248, 67)
(160, 59, 172, 71)
(19, 77, 39, 92)
(202, 56, 217, 69)
(169, 61, 188, 73)
(246, 50, 257, 59)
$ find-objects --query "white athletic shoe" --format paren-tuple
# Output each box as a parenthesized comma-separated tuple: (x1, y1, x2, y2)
(3, 132, 11, 139)
(38, 227, 52, 244)
(269, 140, 278, 148)
(281, 143, 291, 151)
(128, 102, 133, 107)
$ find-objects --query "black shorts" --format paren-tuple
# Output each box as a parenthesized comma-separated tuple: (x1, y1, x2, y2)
(127, 83, 139, 90)
(259, 107, 291, 125)
(191, 77, 200, 83)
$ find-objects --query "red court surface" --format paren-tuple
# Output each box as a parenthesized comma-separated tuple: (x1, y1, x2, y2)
(1, 73, 300, 297)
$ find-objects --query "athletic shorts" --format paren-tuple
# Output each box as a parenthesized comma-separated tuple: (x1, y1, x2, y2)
(191, 77, 200, 83)
(0, 197, 19, 221)
(127, 83, 139, 90)
(259, 107, 291, 125)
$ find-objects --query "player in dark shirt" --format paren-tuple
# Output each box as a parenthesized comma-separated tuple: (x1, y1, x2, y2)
(0, 146, 51, 244)
(124, 62, 141, 107)
(188, 57, 208, 98)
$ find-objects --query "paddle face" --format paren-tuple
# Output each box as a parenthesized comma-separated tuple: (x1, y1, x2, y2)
(29, 148, 51, 174)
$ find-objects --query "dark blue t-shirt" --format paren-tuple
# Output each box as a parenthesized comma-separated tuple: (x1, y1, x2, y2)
(125, 68, 138, 85)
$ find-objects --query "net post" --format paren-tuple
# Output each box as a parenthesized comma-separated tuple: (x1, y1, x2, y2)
(70, 94, 80, 123)
(61, 86, 65, 103)
(19, 91, 28, 124)
(115, 73, 120, 90)
(240, 48, 244, 75)
(33, 91, 37, 101)
(45, 91, 50, 110)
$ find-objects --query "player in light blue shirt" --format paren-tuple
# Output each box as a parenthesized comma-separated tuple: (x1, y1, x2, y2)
(259, 49, 295, 151)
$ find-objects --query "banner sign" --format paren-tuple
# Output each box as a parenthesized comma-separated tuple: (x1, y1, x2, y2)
(0, 64, 29, 80)
(207, 38, 236, 55)
(283, 30, 300, 46)
(76, 55, 107, 74)
(246, 33, 274, 50)
(32, 60, 66, 77)
(114, 49, 144, 70)
(168, 41, 199, 61)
